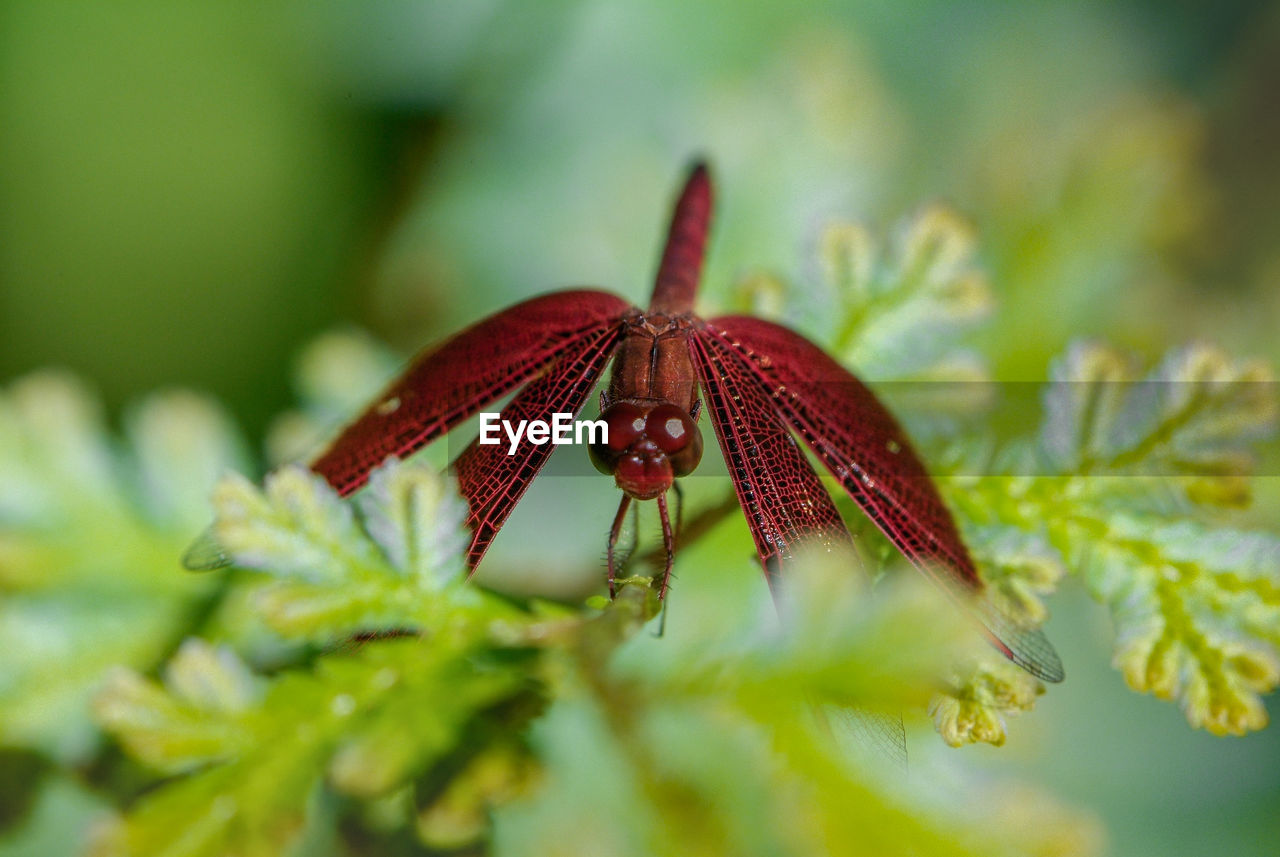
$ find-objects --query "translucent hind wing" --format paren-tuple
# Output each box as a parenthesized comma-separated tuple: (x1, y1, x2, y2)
(699, 316, 1064, 682)
(181, 525, 231, 571)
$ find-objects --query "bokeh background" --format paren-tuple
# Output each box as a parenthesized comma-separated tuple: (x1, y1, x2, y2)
(1, 2, 1278, 855)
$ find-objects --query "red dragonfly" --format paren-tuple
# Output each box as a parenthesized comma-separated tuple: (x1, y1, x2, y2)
(191, 163, 1062, 683)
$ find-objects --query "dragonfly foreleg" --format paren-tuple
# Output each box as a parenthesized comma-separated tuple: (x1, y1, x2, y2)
(606, 494, 633, 598)
(671, 481, 685, 540)
(656, 492, 676, 600)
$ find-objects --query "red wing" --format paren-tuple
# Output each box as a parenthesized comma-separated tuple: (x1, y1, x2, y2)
(453, 325, 624, 570)
(688, 327, 853, 594)
(699, 316, 1063, 683)
(311, 289, 633, 497)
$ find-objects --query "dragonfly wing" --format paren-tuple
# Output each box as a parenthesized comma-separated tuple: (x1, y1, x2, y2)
(700, 316, 1063, 683)
(688, 326, 853, 594)
(184, 290, 630, 572)
(833, 707, 908, 770)
(453, 325, 624, 570)
(311, 289, 633, 497)
(180, 525, 231, 571)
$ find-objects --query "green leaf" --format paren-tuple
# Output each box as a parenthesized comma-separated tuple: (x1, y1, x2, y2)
(1042, 341, 1276, 479)
(1074, 515, 1279, 735)
(496, 554, 1090, 857)
(828, 207, 994, 380)
(212, 467, 380, 582)
(93, 636, 539, 857)
(126, 392, 250, 529)
(930, 657, 1044, 747)
(965, 527, 1066, 628)
(0, 375, 240, 761)
(206, 458, 488, 642)
(356, 457, 469, 587)
(1041, 341, 1135, 474)
(949, 339, 1279, 734)
(93, 642, 258, 775)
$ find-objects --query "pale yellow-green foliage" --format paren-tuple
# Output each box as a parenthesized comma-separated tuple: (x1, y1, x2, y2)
(929, 658, 1043, 748)
(91, 461, 1098, 856)
(0, 373, 243, 760)
(2, 208, 1274, 855)
(735, 208, 1280, 745)
(945, 341, 1278, 736)
(263, 329, 400, 468)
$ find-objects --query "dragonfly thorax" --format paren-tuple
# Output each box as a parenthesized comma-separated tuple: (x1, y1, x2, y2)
(588, 400, 703, 499)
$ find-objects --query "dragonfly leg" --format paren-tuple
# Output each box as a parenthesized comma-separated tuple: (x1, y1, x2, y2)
(606, 494, 632, 598)
(628, 499, 640, 558)
(671, 481, 685, 540)
(656, 492, 676, 600)
(334, 628, 421, 656)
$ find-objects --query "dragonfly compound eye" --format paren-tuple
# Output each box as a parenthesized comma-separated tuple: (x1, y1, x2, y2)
(645, 403, 703, 477)
(645, 404, 696, 453)
(602, 402, 647, 450)
(589, 402, 647, 474)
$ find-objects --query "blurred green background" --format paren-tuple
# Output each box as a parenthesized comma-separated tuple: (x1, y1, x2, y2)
(2, 1, 1278, 855)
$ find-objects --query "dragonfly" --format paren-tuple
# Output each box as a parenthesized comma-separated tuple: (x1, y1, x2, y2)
(188, 162, 1063, 684)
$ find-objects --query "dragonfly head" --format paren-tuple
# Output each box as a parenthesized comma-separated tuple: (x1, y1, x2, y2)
(589, 401, 703, 499)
